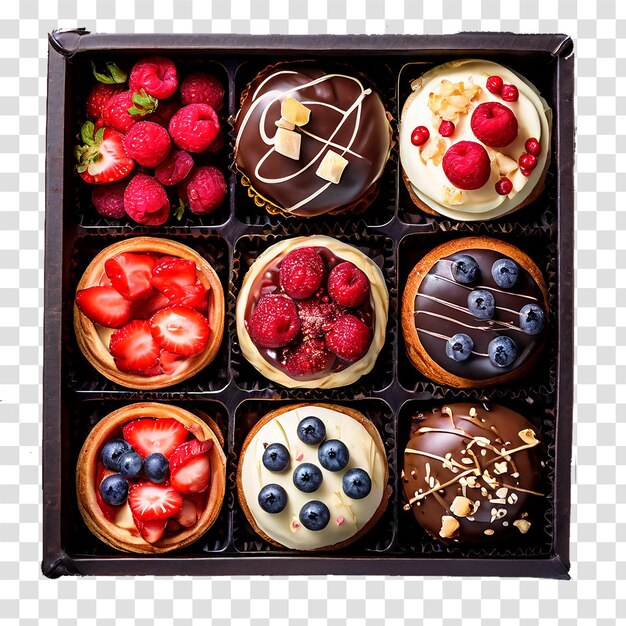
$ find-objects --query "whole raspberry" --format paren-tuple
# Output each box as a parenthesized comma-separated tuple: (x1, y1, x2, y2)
(297, 298, 344, 339)
(129, 56, 178, 100)
(279, 248, 326, 300)
(102, 90, 157, 133)
(148, 99, 181, 127)
(442, 141, 491, 191)
(86, 83, 123, 119)
(91, 179, 128, 219)
(180, 72, 225, 110)
(249, 294, 300, 349)
(284, 338, 335, 377)
(123, 121, 172, 168)
(325, 314, 371, 362)
(155, 149, 194, 186)
(327, 262, 370, 308)
(169, 104, 220, 153)
(470, 102, 518, 148)
(181, 166, 227, 215)
(123, 174, 170, 226)
(205, 129, 225, 155)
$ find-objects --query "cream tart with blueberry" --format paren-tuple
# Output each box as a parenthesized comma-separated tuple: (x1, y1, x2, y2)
(235, 235, 389, 389)
(401, 237, 548, 388)
(399, 59, 551, 221)
(76, 402, 226, 554)
(74, 237, 224, 390)
(237, 403, 390, 551)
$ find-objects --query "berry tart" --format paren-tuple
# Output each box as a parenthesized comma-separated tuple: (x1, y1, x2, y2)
(233, 62, 393, 218)
(402, 403, 544, 544)
(399, 59, 551, 221)
(74, 237, 225, 389)
(237, 403, 390, 551)
(401, 237, 548, 388)
(76, 402, 226, 554)
(235, 235, 389, 389)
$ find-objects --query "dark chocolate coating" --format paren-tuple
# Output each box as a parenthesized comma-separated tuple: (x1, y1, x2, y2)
(402, 403, 544, 545)
(414, 249, 546, 381)
(234, 64, 391, 217)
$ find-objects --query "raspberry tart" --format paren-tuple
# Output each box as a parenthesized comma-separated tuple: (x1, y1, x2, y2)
(237, 403, 390, 551)
(399, 59, 551, 221)
(402, 403, 544, 544)
(76, 402, 226, 554)
(235, 236, 389, 389)
(233, 62, 393, 218)
(74, 237, 224, 389)
(401, 237, 549, 388)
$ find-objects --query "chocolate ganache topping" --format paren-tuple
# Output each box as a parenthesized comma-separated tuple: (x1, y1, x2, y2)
(234, 63, 392, 217)
(402, 403, 544, 544)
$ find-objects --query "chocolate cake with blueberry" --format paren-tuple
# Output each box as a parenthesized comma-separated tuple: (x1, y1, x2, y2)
(236, 235, 389, 389)
(401, 237, 548, 388)
(237, 403, 390, 551)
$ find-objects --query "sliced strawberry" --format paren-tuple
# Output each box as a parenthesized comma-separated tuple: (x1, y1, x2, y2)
(150, 306, 210, 356)
(75, 286, 132, 328)
(105, 252, 157, 301)
(122, 417, 189, 458)
(131, 291, 171, 320)
(109, 320, 161, 373)
(151, 258, 197, 300)
(99, 274, 113, 287)
(133, 515, 167, 543)
(165, 519, 182, 533)
(159, 350, 189, 375)
(172, 283, 209, 314)
(169, 439, 213, 495)
(173, 496, 198, 527)
(128, 481, 183, 521)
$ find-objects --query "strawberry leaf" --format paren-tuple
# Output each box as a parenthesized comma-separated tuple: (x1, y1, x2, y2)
(174, 198, 185, 221)
(91, 60, 127, 85)
(80, 121, 95, 146)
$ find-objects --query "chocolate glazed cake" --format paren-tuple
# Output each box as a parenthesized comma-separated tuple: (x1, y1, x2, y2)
(233, 62, 393, 217)
(401, 237, 548, 388)
(402, 403, 545, 544)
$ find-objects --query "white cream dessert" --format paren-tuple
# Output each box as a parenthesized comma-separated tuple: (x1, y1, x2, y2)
(399, 59, 551, 221)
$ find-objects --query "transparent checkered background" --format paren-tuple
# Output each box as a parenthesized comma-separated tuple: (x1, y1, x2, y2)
(0, 0, 623, 623)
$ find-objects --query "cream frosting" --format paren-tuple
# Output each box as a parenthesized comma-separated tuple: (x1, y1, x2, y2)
(235, 236, 389, 389)
(239, 405, 386, 550)
(399, 59, 551, 221)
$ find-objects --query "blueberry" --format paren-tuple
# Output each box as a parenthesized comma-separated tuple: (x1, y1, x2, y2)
(318, 439, 350, 472)
(519, 303, 546, 335)
(451, 254, 480, 285)
(445, 333, 474, 362)
(488, 336, 518, 368)
(258, 484, 288, 514)
(342, 468, 372, 500)
(143, 453, 169, 484)
(118, 451, 143, 478)
(297, 416, 326, 445)
(99, 474, 129, 506)
(299, 500, 330, 531)
(101, 439, 133, 471)
(293, 463, 323, 493)
(491, 258, 520, 289)
(262, 443, 290, 472)
(467, 289, 496, 319)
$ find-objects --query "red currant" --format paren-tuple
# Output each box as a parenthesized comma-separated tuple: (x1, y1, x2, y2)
(411, 126, 430, 146)
(439, 120, 455, 137)
(525, 137, 541, 157)
(520, 168, 532, 177)
(501, 84, 519, 102)
(518, 152, 538, 170)
(495, 177, 513, 195)
(486, 75, 503, 95)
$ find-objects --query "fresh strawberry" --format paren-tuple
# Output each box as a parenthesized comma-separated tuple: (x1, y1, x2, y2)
(169, 439, 213, 495)
(133, 516, 167, 543)
(128, 481, 183, 521)
(150, 258, 197, 299)
(180, 72, 225, 110)
(129, 56, 178, 100)
(99, 274, 113, 287)
(173, 496, 198, 527)
(165, 519, 182, 533)
(131, 291, 171, 319)
(123, 121, 172, 168)
(442, 141, 491, 191)
(155, 148, 194, 186)
(91, 179, 128, 219)
(104, 252, 157, 301)
(75, 286, 132, 328)
(122, 417, 189, 458)
(175, 283, 209, 314)
(86, 82, 123, 120)
(159, 350, 189, 375)
(75, 122, 134, 185)
(149, 306, 210, 356)
(123, 174, 170, 226)
(168, 104, 220, 153)
(109, 320, 161, 373)
(181, 165, 227, 215)
(101, 90, 157, 134)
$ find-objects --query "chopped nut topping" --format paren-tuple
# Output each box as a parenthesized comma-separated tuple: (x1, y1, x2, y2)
(469, 407, 477, 418)
(439, 515, 460, 539)
(507, 493, 519, 505)
(513, 519, 531, 534)
(420, 137, 446, 165)
(490, 150, 518, 176)
(518, 429, 538, 445)
(493, 461, 508, 475)
(428, 79, 482, 122)
(281, 96, 311, 127)
(484, 529, 495, 536)
(316, 150, 349, 184)
(443, 185, 464, 205)
(274, 127, 301, 160)
(450, 496, 473, 517)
